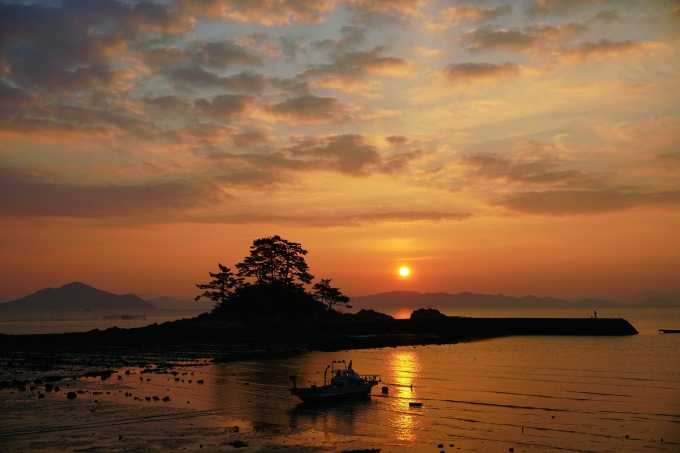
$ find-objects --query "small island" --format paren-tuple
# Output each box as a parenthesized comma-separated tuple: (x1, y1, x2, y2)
(0, 236, 638, 380)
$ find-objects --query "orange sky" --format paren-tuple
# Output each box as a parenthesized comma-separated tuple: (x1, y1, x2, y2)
(1, 0, 679, 302)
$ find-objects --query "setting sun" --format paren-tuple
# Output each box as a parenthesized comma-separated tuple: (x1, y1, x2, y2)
(399, 267, 410, 277)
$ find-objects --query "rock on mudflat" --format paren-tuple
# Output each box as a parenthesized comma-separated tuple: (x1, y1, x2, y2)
(67, 391, 77, 399)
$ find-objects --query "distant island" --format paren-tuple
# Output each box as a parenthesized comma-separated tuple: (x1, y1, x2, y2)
(143, 296, 213, 311)
(350, 290, 680, 310)
(0, 282, 156, 310)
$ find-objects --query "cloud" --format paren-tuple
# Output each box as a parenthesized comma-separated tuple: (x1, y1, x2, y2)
(495, 189, 680, 215)
(589, 9, 620, 23)
(193, 94, 255, 120)
(460, 27, 538, 52)
(0, 1, 193, 91)
(459, 150, 593, 186)
(528, 0, 613, 15)
(558, 39, 645, 61)
(260, 210, 472, 227)
(443, 62, 520, 82)
(386, 135, 411, 146)
(284, 134, 382, 175)
(427, 5, 512, 30)
(195, 209, 472, 226)
(140, 40, 261, 71)
(382, 149, 429, 174)
(278, 35, 304, 58)
(348, 0, 426, 16)
(211, 134, 426, 180)
(232, 130, 274, 146)
(263, 94, 352, 125)
(166, 67, 269, 92)
(144, 95, 191, 112)
(0, 169, 211, 218)
(459, 23, 588, 54)
(178, 0, 340, 25)
(297, 45, 415, 94)
(312, 25, 366, 52)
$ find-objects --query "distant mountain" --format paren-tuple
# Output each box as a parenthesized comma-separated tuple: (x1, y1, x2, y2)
(0, 282, 155, 310)
(633, 297, 680, 307)
(573, 299, 624, 308)
(350, 291, 572, 309)
(349, 291, 634, 310)
(145, 296, 213, 311)
(625, 290, 680, 305)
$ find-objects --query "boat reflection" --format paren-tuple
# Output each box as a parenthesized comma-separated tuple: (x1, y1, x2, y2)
(288, 398, 375, 435)
(388, 349, 422, 442)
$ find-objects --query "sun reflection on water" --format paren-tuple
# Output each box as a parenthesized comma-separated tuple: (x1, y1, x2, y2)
(388, 349, 422, 442)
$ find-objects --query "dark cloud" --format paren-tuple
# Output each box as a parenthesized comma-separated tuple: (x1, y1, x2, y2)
(348, 0, 425, 16)
(312, 25, 366, 52)
(558, 39, 643, 61)
(435, 5, 513, 27)
(460, 27, 538, 52)
(285, 134, 381, 175)
(381, 150, 428, 174)
(0, 0, 193, 91)
(167, 67, 269, 92)
(140, 40, 261, 71)
(0, 80, 32, 124)
(460, 23, 588, 53)
(0, 169, 211, 218)
(444, 62, 520, 81)
(278, 36, 304, 58)
(528, 0, 615, 15)
(210, 134, 425, 181)
(495, 189, 680, 215)
(193, 209, 472, 226)
(144, 95, 191, 112)
(178, 0, 339, 25)
(229, 210, 472, 227)
(589, 9, 621, 23)
(265, 94, 351, 124)
(386, 135, 410, 146)
(460, 151, 588, 186)
(299, 46, 413, 82)
(193, 94, 254, 120)
(232, 130, 273, 146)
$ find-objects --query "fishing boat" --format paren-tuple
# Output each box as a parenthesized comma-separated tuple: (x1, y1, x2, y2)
(289, 360, 380, 402)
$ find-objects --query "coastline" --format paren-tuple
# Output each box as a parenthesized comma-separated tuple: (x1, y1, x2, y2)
(0, 316, 637, 383)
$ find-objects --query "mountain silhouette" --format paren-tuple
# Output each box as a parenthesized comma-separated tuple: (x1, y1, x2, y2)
(350, 291, 625, 309)
(633, 297, 680, 307)
(624, 290, 680, 305)
(0, 282, 155, 310)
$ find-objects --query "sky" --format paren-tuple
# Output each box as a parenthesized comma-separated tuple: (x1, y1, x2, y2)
(1, 0, 679, 303)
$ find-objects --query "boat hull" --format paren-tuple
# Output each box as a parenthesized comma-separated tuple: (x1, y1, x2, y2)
(291, 382, 378, 402)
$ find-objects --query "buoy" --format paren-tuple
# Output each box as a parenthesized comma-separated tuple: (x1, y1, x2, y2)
(381, 386, 388, 394)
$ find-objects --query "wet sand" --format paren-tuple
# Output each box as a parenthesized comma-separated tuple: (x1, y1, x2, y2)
(0, 364, 394, 453)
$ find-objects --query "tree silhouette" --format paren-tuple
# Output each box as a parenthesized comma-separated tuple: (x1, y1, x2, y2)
(194, 263, 243, 307)
(236, 236, 314, 288)
(313, 278, 351, 310)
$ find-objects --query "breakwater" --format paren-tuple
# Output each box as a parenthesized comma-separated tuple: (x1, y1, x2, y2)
(0, 316, 637, 372)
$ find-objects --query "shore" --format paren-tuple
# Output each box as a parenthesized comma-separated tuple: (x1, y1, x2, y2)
(0, 316, 637, 380)
(1, 316, 661, 453)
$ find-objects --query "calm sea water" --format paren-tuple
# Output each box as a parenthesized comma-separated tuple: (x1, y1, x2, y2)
(214, 331, 679, 452)
(1, 308, 678, 452)
(0, 309, 209, 335)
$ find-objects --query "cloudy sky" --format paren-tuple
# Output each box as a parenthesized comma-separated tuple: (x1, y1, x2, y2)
(1, 0, 679, 302)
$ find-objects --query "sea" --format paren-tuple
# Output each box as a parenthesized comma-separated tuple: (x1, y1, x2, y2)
(1, 307, 678, 452)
